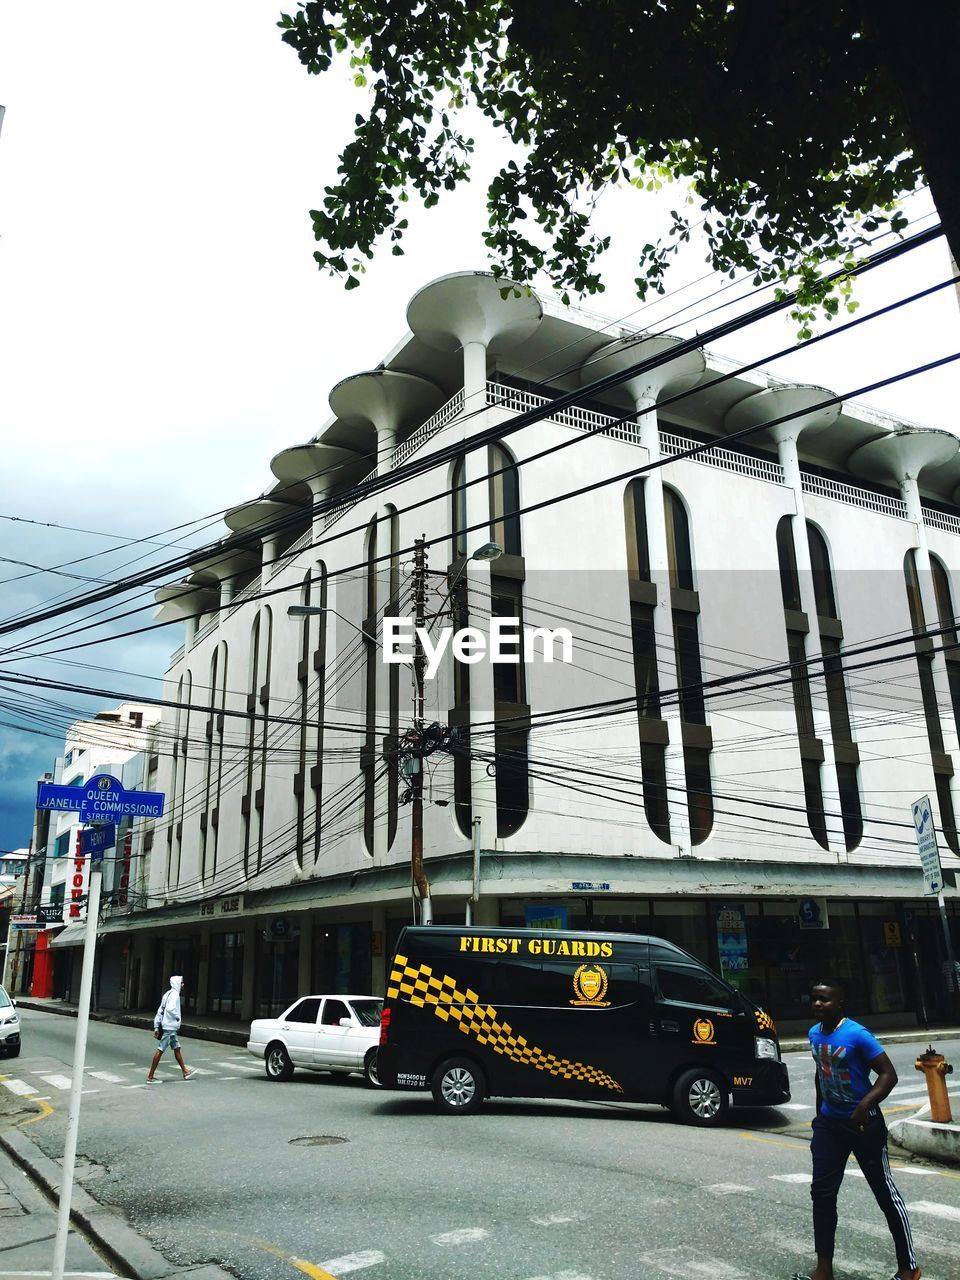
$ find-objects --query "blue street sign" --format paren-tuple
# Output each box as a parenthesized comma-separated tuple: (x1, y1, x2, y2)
(36, 773, 165, 820)
(79, 824, 116, 859)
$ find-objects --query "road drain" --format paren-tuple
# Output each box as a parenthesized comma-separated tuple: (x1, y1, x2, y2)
(289, 1135, 348, 1147)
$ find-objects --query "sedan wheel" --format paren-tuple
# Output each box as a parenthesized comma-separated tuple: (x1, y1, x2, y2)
(363, 1049, 381, 1088)
(265, 1042, 294, 1082)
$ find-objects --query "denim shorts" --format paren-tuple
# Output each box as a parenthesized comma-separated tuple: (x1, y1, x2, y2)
(157, 1030, 180, 1052)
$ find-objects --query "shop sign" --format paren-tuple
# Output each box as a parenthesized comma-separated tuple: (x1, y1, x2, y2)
(798, 897, 829, 930)
(524, 904, 568, 930)
(270, 917, 290, 938)
(571, 881, 610, 892)
(714, 902, 749, 984)
(37, 904, 64, 926)
(10, 914, 38, 930)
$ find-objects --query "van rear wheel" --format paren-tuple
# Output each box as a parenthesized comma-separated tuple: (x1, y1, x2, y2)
(431, 1057, 485, 1115)
(672, 1067, 728, 1126)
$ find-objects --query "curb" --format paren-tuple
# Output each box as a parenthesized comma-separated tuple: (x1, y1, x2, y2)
(888, 1101, 960, 1168)
(0, 1126, 236, 1280)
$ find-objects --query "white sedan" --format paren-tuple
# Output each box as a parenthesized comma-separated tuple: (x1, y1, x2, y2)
(247, 994, 382, 1086)
(0, 985, 20, 1058)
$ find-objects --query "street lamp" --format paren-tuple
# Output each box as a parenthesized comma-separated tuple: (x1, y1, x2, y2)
(287, 604, 380, 646)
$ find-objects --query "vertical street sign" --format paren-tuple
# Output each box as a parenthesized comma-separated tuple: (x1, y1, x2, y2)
(911, 795, 942, 895)
(911, 795, 959, 1000)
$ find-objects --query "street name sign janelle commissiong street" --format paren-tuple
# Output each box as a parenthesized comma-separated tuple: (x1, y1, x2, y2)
(36, 772, 164, 821)
(911, 794, 943, 896)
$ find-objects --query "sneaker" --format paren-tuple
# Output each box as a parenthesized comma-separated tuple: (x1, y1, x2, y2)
(146, 1077, 162, 1084)
(182, 1069, 196, 1079)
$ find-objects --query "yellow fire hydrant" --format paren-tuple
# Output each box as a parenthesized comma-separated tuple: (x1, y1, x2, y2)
(915, 1045, 954, 1123)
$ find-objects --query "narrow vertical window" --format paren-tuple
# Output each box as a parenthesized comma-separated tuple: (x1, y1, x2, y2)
(904, 549, 959, 853)
(200, 649, 218, 881)
(212, 643, 227, 879)
(312, 564, 328, 862)
(664, 488, 713, 845)
(255, 607, 273, 872)
(386, 507, 401, 850)
(295, 574, 311, 869)
(624, 479, 670, 843)
(243, 614, 261, 876)
(362, 519, 378, 855)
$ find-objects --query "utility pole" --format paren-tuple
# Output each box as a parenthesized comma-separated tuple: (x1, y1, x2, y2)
(409, 536, 432, 924)
(8, 839, 33, 996)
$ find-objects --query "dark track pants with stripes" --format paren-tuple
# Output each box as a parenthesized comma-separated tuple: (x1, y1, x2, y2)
(810, 1110, 917, 1270)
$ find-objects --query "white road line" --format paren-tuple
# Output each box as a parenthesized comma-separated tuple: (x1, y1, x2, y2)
(80, 1089, 101, 1095)
(316, 1249, 386, 1275)
(37, 1074, 73, 1090)
(706, 1184, 755, 1195)
(524, 1272, 594, 1280)
(891, 1166, 938, 1176)
(770, 1173, 812, 1184)
(530, 1212, 579, 1225)
(122, 1084, 149, 1090)
(2, 1079, 37, 1096)
(116, 1061, 138, 1066)
(430, 1228, 491, 1246)
(87, 1071, 126, 1083)
(908, 1200, 960, 1223)
(212, 1061, 260, 1073)
(777, 1103, 811, 1111)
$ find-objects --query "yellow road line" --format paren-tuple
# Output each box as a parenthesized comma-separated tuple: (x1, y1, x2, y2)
(18, 1098, 54, 1127)
(249, 1236, 336, 1280)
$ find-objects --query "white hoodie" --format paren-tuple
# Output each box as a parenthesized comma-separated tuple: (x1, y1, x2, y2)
(154, 976, 183, 1032)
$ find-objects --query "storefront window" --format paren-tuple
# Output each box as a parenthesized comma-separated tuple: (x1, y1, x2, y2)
(256, 929, 300, 1017)
(210, 931, 244, 1016)
(857, 904, 907, 1015)
(650, 900, 708, 963)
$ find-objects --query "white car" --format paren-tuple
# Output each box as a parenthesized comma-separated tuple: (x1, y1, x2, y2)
(247, 994, 382, 1086)
(0, 985, 20, 1058)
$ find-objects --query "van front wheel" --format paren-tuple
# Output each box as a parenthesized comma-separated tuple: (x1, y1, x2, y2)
(672, 1068, 728, 1126)
(431, 1057, 485, 1115)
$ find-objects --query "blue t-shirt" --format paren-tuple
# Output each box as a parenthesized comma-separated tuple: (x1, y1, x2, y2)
(809, 1017, 885, 1118)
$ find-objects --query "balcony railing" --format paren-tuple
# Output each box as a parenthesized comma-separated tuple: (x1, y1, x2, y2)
(922, 506, 960, 537)
(660, 430, 785, 485)
(267, 524, 316, 580)
(392, 389, 465, 469)
(226, 573, 262, 618)
(191, 614, 219, 647)
(801, 472, 907, 520)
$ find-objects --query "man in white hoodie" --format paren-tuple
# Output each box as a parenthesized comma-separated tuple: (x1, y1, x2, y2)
(147, 975, 194, 1083)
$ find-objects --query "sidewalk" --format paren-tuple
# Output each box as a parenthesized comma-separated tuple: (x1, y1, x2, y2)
(13, 997, 247, 1047)
(0, 1128, 236, 1280)
(0, 1137, 114, 1280)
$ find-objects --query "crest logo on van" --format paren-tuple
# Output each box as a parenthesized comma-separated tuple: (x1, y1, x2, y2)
(692, 1017, 716, 1045)
(570, 964, 610, 1007)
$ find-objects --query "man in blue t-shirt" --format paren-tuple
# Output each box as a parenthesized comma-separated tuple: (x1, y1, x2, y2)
(793, 979, 919, 1280)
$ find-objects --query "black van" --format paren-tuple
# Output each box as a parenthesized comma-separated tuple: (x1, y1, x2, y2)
(377, 926, 789, 1126)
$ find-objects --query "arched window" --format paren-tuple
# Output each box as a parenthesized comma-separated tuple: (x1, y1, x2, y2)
(903, 550, 959, 854)
(807, 523, 837, 619)
(311, 563, 328, 863)
(171, 669, 191, 890)
(664, 488, 694, 592)
(200, 647, 219, 882)
(489, 443, 521, 556)
(624, 479, 668, 841)
(243, 614, 261, 876)
(778, 517, 828, 849)
(295, 573, 312, 870)
(212, 642, 227, 879)
(452, 457, 467, 560)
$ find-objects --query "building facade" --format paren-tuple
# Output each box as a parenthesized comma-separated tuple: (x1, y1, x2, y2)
(100, 273, 959, 1032)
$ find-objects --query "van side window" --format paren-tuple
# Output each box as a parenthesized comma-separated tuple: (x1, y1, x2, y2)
(655, 965, 736, 1010)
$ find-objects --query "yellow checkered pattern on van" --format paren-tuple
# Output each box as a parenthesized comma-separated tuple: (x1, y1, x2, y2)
(387, 955, 623, 1094)
(755, 1007, 777, 1035)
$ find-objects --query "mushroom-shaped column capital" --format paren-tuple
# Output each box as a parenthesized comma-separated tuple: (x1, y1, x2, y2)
(585, 334, 705, 409)
(329, 369, 443, 471)
(153, 581, 218, 624)
(724, 385, 840, 447)
(849, 426, 959, 487)
(406, 271, 543, 354)
(223, 498, 303, 538)
(270, 442, 365, 501)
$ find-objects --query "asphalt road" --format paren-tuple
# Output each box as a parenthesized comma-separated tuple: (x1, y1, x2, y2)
(2, 1009, 960, 1280)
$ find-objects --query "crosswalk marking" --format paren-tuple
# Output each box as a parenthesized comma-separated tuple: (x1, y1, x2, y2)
(38, 1074, 73, 1090)
(706, 1184, 754, 1195)
(213, 1061, 260, 1073)
(87, 1071, 126, 1083)
(430, 1228, 491, 1246)
(317, 1249, 386, 1275)
(1, 1078, 37, 1096)
(908, 1200, 960, 1222)
(770, 1173, 812, 1184)
(530, 1212, 579, 1225)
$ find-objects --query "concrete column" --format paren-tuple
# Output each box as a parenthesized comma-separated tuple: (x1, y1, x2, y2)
(637, 394, 691, 856)
(297, 913, 313, 994)
(474, 896, 499, 926)
(196, 924, 211, 1015)
(240, 918, 257, 1022)
(370, 904, 387, 995)
(462, 340, 488, 416)
(183, 615, 198, 649)
(775, 428, 846, 858)
(376, 425, 397, 474)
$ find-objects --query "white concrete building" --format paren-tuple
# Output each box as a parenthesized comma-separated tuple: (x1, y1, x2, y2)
(118, 273, 959, 1030)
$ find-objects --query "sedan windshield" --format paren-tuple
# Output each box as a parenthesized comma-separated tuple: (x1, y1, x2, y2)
(349, 998, 382, 1027)
(0, 988, 11, 1008)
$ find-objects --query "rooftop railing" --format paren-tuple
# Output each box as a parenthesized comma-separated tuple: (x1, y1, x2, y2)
(801, 472, 907, 520)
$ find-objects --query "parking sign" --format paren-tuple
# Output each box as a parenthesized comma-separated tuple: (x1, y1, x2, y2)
(911, 795, 943, 896)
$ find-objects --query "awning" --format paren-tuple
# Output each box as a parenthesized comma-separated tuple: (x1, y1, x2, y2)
(48, 921, 98, 949)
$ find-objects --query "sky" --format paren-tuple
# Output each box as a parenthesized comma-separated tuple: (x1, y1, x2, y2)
(1, 2, 960, 850)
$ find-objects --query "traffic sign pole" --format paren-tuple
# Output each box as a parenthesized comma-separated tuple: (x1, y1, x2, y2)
(937, 890, 959, 996)
(50, 859, 101, 1280)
